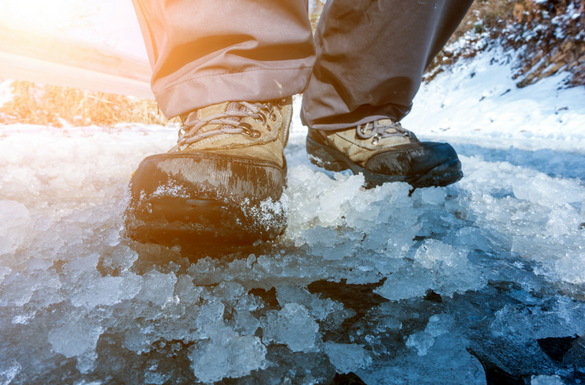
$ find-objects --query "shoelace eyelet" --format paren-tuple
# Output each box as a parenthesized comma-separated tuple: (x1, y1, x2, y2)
(239, 122, 262, 138)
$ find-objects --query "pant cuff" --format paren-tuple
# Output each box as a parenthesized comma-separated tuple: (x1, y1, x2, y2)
(153, 67, 313, 118)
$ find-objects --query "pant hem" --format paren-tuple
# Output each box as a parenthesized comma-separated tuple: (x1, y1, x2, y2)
(154, 67, 313, 118)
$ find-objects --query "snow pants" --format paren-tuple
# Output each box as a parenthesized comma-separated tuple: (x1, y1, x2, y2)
(132, 0, 473, 130)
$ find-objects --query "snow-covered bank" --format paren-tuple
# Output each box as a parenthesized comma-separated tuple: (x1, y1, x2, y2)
(404, 46, 585, 144)
(1, 49, 585, 384)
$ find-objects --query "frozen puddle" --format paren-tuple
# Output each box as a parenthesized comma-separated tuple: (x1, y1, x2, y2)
(0, 123, 584, 385)
(1, 51, 585, 384)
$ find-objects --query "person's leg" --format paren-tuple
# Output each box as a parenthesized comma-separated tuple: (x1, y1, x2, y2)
(132, 0, 315, 118)
(126, 0, 314, 244)
(301, 0, 472, 189)
(301, 0, 473, 130)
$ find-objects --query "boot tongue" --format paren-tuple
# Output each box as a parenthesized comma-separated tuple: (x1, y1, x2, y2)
(181, 104, 227, 126)
(197, 101, 254, 120)
(197, 102, 231, 120)
(377, 119, 398, 134)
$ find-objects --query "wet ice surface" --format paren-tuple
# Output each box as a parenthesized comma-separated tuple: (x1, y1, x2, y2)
(1, 52, 585, 384)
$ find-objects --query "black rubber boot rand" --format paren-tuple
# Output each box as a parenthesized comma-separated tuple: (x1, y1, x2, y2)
(306, 135, 463, 189)
(125, 152, 287, 245)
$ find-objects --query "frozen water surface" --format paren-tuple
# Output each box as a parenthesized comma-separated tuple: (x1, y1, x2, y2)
(1, 49, 585, 384)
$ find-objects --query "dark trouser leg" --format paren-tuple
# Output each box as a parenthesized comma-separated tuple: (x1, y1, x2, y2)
(301, 0, 473, 130)
(132, 0, 315, 118)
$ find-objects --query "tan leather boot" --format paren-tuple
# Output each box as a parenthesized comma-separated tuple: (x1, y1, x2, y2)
(306, 119, 463, 189)
(126, 97, 292, 245)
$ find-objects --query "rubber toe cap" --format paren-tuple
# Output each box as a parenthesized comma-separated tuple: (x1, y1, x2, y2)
(365, 142, 459, 177)
(130, 152, 286, 203)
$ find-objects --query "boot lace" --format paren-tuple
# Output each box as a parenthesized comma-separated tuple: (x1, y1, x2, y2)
(170, 101, 280, 152)
(356, 120, 410, 145)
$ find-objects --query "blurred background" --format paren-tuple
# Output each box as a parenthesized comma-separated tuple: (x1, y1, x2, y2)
(0, 0, 167, 126)
(0, 0, 583, 127)
(0, 0, 147, 59)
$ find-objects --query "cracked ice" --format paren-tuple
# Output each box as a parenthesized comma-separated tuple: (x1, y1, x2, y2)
(0, 48, 585, 384)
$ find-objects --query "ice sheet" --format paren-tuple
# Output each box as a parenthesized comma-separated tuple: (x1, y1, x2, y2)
(0, 48, 584, 384)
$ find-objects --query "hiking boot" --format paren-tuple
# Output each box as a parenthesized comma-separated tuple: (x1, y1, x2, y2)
(125, 97, 293, 245)
(306, 119, 463, 189)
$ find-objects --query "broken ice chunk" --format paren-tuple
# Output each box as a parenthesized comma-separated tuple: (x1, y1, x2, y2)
(276, 285, 344, 321)
(377, 238, 484, 302)
(375, 265, 433, 301)
(48, 321, 103, 358)
(174, 275, 202, 305)
(234, 310, 260, 336)
(213, 281, 245, 302)
(357, 331, 486, 384)
(71, 273, 143, 308)
(414, 239, 462, 270)
(301, 226, 355, 260)
(189, 330, 267, 383)
(323, 342, 372, 374)
(109, 245, 139, 273)
(0, 272, 36, 307)
(406, 332, 435, 356)
(421, 187, 447, 205)
(136, 270, 177, 306)
(262, 303, 319, 353)
(414, 239, 487, 297)
(545, 206, 582, 236)
(48, 320, 103, 372)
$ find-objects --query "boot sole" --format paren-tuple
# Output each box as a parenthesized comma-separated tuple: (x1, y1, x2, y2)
(125, 197, 286, 246)
(306, 136, 463, 189)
